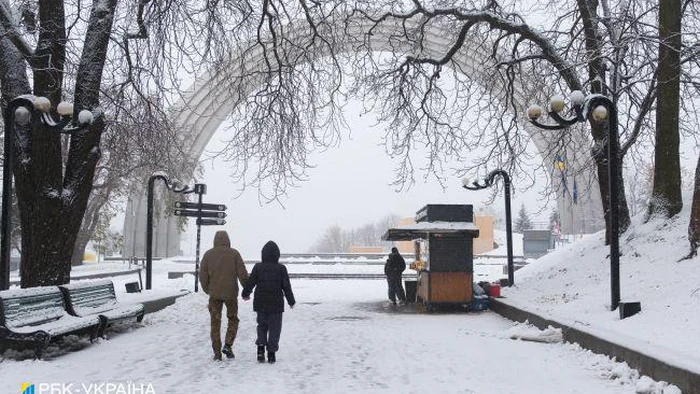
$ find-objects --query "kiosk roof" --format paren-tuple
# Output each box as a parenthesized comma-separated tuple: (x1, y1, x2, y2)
(381, 221, 480, 241)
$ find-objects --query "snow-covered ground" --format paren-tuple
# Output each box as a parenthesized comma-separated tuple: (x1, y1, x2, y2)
(0, 277, 675, 394)
(503, 200, 700, 373)
(1, 201, 696, 393)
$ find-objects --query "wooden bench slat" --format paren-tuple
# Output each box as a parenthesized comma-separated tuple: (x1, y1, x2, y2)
(1, 290, 66, 327)
(59, 281, 145, 337)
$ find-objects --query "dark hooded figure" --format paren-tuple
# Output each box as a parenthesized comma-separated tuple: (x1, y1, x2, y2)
(241, 240, 296, 364)
(384, 247, 407, 305)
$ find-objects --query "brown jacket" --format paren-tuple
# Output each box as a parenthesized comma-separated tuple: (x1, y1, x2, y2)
(200, 231, 249, 300)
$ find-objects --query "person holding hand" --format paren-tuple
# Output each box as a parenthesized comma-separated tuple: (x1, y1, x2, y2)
(242, 240, 295, 364)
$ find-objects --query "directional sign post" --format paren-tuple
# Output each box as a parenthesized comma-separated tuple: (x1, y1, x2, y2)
(173, 209, 226, 218)
(173, 190, 227, 293)
(196, 218, 226, 226)
(174, 202, 227, 211)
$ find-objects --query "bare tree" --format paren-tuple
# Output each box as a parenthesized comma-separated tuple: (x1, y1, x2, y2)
(71, 95, 191, 266)
(309, 224, 352, 253)
(624, 162, 654, 218)
(327, 0, 697, 244)
(331, 0, 646, 244)
(309, 213, 399, 253)
(0, 0, 339, 287)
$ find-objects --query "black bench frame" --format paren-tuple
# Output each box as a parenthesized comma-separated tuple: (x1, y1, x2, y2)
(0, 288, 100, 359)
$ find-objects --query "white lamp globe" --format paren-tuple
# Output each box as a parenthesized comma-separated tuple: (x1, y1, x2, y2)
(526, 104, 543, 121)
(33, 96, 51, 113)
(56, 101, 74, 116)
(549, 95, 566, 113)
(14, 107, 31, 126)
(570, 90, 585, 107)
(78, 110, 94, 124)
(591, 105, 608, 122)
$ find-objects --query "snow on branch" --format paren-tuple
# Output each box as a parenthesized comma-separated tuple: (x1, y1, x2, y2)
(0, 0, 35, 58)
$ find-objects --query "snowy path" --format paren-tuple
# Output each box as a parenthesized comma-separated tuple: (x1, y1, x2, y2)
(1, 280, 644, 393)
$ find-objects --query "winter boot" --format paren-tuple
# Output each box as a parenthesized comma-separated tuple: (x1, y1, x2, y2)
(213, 352, 222, 361)
(257, 345, 265, 363)
(267, 351, 276, 364)
(222, 345, 235, 359)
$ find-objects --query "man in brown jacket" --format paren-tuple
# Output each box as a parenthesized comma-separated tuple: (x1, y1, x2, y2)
(200, 230, 249, 361)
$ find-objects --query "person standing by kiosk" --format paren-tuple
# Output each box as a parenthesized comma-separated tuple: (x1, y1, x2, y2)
(385, 247, 407, 305)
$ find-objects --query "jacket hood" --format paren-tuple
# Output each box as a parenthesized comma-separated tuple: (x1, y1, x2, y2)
(261, 241, 280, 263)
(213, 231, 231, 248)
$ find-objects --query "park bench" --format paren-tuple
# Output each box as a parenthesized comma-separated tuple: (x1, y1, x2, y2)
(0, 287, 101, 359)
(60, 280, 145, 338)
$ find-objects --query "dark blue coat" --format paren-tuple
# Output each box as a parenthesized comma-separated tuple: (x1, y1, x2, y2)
(241, 241, 296, 313)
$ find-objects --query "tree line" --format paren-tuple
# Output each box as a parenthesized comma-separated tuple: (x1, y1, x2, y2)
(308, 214, 399, 253)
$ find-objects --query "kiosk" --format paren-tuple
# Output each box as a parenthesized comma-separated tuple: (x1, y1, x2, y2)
(382, 204, 479, 311)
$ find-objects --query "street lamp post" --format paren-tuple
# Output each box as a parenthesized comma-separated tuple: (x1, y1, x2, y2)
(526, 91, 622, 311)
(1, 96, 93, 290)
(462, 169, 514, 286)
(145, 174, 197, 290)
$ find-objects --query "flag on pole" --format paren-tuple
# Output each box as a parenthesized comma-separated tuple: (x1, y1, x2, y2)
(554, 155, 566, 172)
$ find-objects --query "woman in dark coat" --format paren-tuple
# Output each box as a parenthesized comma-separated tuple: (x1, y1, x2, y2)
(241, 240, 296, 364)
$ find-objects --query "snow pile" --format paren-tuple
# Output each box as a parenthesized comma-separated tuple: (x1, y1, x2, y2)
(507, 321, 563, 343)
(503, 196, 700, 369)
(634, 376, 682, 394)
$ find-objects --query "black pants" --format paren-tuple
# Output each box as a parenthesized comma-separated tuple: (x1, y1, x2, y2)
(387, 275, 406, 302)
(256, 312, 283, 352)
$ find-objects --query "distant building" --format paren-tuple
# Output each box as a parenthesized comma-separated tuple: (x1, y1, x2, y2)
(523, 229, 552, 258)
(347, 245, 385, 254)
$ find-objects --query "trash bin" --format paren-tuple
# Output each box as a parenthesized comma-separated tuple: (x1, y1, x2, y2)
(487, 283, 501, 298)
(404, 280, 417, 303)
(125, 282, 141, 293)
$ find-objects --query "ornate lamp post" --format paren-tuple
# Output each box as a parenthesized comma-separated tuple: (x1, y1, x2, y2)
(526, 91, 622, 311)
(1, 96, 93, 290)
(462, 170, 514, 286)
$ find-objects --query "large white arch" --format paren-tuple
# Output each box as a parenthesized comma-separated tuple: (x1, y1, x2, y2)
(123, 17, 603, 257)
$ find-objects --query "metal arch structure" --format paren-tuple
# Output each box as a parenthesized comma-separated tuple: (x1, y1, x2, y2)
(122, 17, 603, 258)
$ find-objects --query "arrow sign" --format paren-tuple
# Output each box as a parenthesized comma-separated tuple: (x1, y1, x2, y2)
(197, 218, 226, 226)
(173, 209, 227, 218)
(173, 201, 227, 211)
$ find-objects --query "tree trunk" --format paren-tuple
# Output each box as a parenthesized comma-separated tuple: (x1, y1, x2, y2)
(71, 227, 90, 266)
(17, 195, 82, 286)
(648, 0, 682, 219)
(71, 188, 111, 266)
(11, 1, 117, 287)
(688, 155, 700, 258)
(590, 120, 632, 244)
(576, 0, 631, 242)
